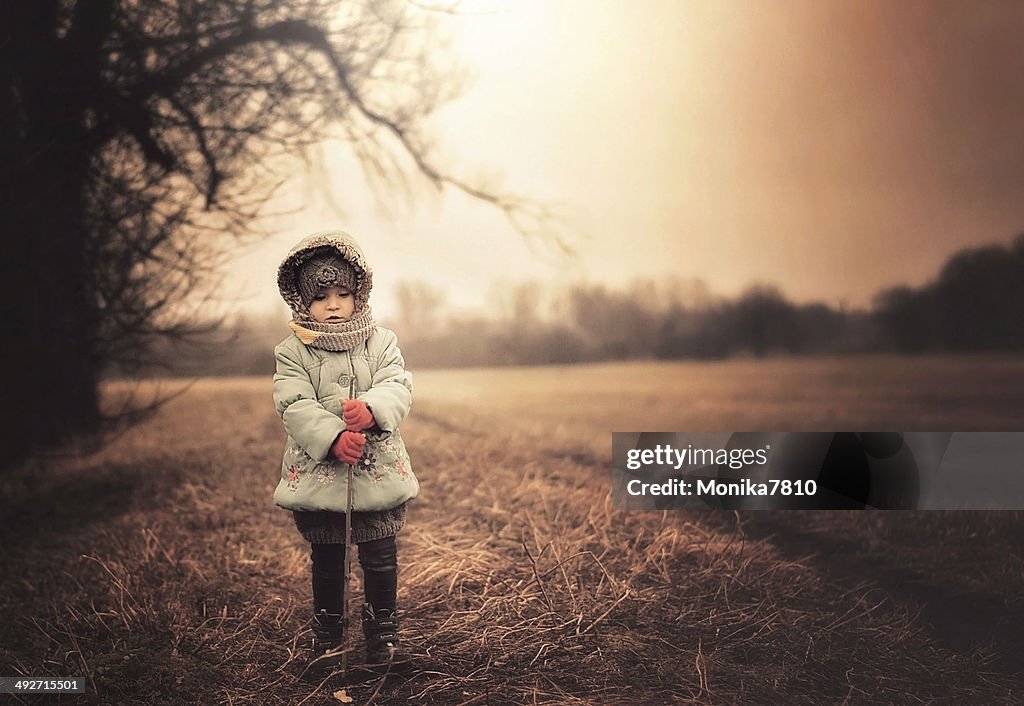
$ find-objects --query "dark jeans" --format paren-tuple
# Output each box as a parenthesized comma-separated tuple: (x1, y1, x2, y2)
(311, 536, 398, 615)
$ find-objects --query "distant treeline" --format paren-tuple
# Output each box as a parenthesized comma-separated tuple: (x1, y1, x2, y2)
(873, 235, 1024, 352)
(121, 236, 1024, 376)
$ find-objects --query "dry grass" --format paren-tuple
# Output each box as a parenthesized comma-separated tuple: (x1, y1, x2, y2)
(2, 359, 1023, 704)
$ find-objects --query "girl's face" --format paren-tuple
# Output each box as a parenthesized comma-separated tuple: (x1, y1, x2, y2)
(308, 286, 355, 323)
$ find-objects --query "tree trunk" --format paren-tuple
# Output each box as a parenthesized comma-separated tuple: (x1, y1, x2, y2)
(1, 2, 102, 469)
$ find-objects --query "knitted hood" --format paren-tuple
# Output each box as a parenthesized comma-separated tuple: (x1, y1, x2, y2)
(277, 231, 374, 319)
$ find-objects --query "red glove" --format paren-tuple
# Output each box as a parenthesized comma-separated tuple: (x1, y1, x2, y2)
(342, 399, 374, 432)
(332, 431, 366, 465)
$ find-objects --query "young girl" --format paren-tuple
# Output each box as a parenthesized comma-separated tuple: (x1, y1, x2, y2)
(272, 230, 418, 672)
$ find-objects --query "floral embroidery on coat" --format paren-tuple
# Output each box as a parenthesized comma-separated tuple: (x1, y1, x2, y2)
(358, 451, 377, 474)
(315, 464, 336, 485)
(287, 465, 300, 492)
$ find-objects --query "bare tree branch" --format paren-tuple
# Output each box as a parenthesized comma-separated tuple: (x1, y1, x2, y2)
(2, 0, 566, 464)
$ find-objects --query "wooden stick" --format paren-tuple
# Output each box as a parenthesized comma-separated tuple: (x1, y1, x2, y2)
(340, 364, 357, 676)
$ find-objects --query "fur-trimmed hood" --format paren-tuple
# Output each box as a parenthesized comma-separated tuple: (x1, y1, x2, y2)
(277, 231, 374, 318)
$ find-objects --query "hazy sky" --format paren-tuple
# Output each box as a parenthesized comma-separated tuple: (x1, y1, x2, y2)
(226, 0, 1024, 321)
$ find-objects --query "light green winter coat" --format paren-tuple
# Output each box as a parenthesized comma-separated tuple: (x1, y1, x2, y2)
(272, 329, 419, 513)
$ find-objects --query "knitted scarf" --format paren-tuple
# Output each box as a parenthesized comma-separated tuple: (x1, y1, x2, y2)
(288, 306, 377, 351)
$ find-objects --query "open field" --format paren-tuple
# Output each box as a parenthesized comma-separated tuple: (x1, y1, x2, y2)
(2, 356, 1024, 704)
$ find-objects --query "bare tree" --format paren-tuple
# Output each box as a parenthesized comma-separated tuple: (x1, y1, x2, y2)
(0, 0, 556, 467)
(393, 280, 447, 341)
(728, 284, 800, 357)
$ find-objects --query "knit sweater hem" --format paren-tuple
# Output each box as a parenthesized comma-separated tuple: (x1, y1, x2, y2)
(293, 504, 407, 544)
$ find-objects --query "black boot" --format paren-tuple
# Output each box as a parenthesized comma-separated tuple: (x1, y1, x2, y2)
(361, 604, 411, 669)
(306, 609, 346, 674)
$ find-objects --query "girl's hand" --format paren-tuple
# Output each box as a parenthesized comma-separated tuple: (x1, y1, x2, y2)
(342, 399, 374, 431)
(332, 431, 366, 464)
